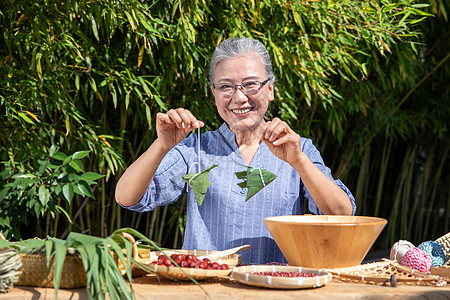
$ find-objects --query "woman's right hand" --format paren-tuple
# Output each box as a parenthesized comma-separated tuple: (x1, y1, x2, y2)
(115, 108, 203, 207)
(156, 108, 204, 150)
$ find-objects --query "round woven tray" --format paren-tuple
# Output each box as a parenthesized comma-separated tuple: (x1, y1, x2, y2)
(115, 233, 241, 278)
(146, 249, 241, 266)
(146, 264, 231, 281)
(329, 259, 445, 286)
(232, 265, 332, 289)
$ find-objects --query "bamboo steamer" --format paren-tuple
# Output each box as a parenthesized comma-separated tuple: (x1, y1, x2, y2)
(263, 215, 387, 269)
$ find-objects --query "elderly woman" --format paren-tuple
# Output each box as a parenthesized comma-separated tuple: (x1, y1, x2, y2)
(115, 37, 356, 264)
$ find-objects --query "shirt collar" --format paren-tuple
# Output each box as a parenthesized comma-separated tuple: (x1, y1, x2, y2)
(218, 123, 238, 149)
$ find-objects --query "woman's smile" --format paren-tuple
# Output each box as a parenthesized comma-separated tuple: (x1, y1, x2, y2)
(232, 107, 253, 115)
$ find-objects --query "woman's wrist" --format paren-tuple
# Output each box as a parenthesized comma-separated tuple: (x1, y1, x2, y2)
(289, 151, 309, 172)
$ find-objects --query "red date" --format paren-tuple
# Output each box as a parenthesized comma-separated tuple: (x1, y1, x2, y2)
(152, 253, 228, 270)
(251, 271, 316, 277)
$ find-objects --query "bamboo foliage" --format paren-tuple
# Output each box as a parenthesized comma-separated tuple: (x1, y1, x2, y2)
(0, 0, 449, 254)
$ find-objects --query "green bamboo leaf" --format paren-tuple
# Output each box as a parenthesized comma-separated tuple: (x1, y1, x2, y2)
(110, 83, 118, 108)
(16, 239, 45, 253)
(18, 112, 34, 124)
(55, 205, 72, 222)
(124, 11, 136, 31)
(145, 104, 152, 127)
(138, 77, 152, 96)
(328, 87, 343, 99)
(75, 73, 80, 90)
(53, 152, 67, 162)
(62, 183, 74, 202)
(45, 239, 53, 273)
(51, 241, 68, 297)
(12, 174, 35, 179)
(34, 201, 41, 217)
(90, 13, 99, 41)
(38, 185, 50, 206)
(49, 145, 58, 157)
(72, 150, 90, 160)
(410, 16, 428, 25)
(69, 159, 84, 172)
(77, 181, 94, 198)
(153, 95, 167, 111)
(36, 51, 43, 78)
(125, 92, 131, 109)
(89, 77, 97, 92)
(80, 172, 104, 181)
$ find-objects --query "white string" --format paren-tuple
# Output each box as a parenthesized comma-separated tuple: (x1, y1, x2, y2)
(256, 142, 266, 186)
(197, 126, 201, 173)
(187, 127, 202, 189)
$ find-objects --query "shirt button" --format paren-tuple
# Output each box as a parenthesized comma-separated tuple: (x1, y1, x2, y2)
(240, 189, 246, 195)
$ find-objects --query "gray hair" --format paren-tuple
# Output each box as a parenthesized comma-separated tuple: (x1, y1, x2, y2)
(208, 37, 276, 86)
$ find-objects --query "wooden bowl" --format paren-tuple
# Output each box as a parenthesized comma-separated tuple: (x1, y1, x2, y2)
(263, 215, 387, 269)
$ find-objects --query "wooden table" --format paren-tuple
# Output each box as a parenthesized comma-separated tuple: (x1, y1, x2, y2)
(2, 275, 450, 300)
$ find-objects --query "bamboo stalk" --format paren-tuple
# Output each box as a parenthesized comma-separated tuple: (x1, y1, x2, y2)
(374, 139, 392, 217)
(148, 207, 159, 241)
(157, 206, 168, 244)
(423, 143, 449, 239)
(385, 144, 416, 249)
(355, 145, 370, 215)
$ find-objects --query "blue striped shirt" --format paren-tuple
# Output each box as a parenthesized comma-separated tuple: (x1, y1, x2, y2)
(123, 123, 356, 264)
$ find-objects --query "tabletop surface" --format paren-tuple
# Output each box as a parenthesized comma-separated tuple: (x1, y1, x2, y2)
(2, 274, 450, 300)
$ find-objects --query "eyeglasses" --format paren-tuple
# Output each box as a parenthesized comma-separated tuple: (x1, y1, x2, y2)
(213, 79, 270, 97)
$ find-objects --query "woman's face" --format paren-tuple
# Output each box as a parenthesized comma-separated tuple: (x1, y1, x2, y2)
(211, 52, 274, 134)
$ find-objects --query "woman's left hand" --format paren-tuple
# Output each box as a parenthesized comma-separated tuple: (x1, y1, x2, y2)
(259, 118, 303, 166)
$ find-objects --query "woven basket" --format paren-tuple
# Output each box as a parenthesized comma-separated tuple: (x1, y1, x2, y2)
(0, 233, 22, 293)
(1, 233, 86, 289)
(15, 253, 87, 288)
(435, 232, 450, 265)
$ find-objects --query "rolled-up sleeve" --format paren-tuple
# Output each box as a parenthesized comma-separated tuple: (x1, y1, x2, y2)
(120, 147, 189, 212)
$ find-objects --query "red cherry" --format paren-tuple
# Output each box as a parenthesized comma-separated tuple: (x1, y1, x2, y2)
(202, 258, 211, 266)
(199, 261, 208, 269)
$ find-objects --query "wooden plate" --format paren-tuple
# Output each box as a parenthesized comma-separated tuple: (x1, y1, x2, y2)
(232, 265, 332, 289)
(146, 264, 231, 281)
